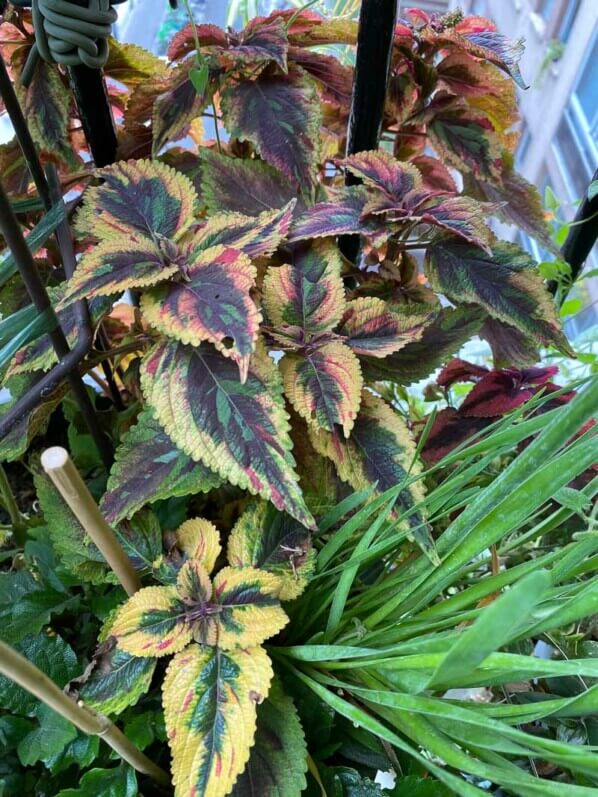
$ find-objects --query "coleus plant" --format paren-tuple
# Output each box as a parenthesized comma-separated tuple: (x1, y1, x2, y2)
(0, 4, 581, 794)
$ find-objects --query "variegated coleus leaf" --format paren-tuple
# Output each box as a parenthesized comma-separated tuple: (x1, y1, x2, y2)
(163, 644, 273, 797)
(230, 677, 308, 796)
(228, 500, 315, 601)
(310, 391, 438, 564)
(427, 103, 501, 181)
(263, 241, 345, 335)
(8, 286, 112, 376)
(75, 615, 156, 717)
(338, 297, 429, 358)
(74, 159, 196, 241)
(112, 561, 287, 654)
(175, 518, 221, 575)
(200, 150, 300, 217)
(16, 56, 79, 170)
(281, 342, 363, 437)
(63, 160, 197, 305)
(101, 409, 221, 525)
(141, 245, 261, 381)
(361, 305, 486, 385)
(193, 202, 295, 260)
(411, 154, 457, 194)
(152, 62, 207, 156)
(288, 46, 352, 107)
(400, 194, 495, 251)
(464, 151, 558, 255)
(140, 339, 315, 529)
(343, 149, 422, 206)
(424, 240, 574, 355)
(288, 186, 389, 247)
(104, 38, 169, 90)
(168, 16, 288, 74)
(221, 66, 321, 193)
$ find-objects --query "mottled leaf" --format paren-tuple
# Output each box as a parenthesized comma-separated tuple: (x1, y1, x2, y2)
(228, 501, 315, 600)
(465, 152, 558, 254)
(35, 469, 109, 584)
(75, 159, 196, 241)
(452, 29, 526, 89)
(263, 241, 345, 334)
(281, 342, 362, 436)
(163, 644, 273, 797)
(60, 237, 178, 305)
(0, 374, 67, 462)
(404, 194, 495, 250)
(339, 298, 428, 358)
(115, 510, 163, 577)
(361, 305, 486, 384)
(152, 63, 206, 155)
(200, 150, 299, 216)
(192, 202, 295, 260)
(176, 518, 221, 575)
(481, 317, 539, 368)
(310, 392, 436, 561)
(141, 245, 260, 380)
(288, 46, 352, 106)
(411, 154, 457, 193)
(8, 286, 112, 375)
(221, 67, 321, 192)
(17, 59, 78, 169)
(231, 678, 307, 796)
(112, 585, 192, 658)
(425, 240, 573, 354)
(140, 339, 314, 528)
(288, 186, 377, 242)
(343, 150, 421, 204)
(219, 16, 288, 74)
(168, 23, 228, 61)
(192, 565, 288, 649)
(76, 638, 156, 717)
(101, 409, 221, 525)
(427, 105, 501, 180)
(104, 39, 169, 89)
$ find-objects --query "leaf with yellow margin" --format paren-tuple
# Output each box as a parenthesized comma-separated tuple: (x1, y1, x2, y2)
(176, 518, 221, 575)
(111, 586, 192, 658)
(163, 643, 273, 797)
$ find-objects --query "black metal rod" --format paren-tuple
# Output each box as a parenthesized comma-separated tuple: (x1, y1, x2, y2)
(550, 167, 598, 301)
(0, 178, 113, 469)
(0, 52, 52, 208)
(340, 0, 399, 261)
(68, 64, 118, 168)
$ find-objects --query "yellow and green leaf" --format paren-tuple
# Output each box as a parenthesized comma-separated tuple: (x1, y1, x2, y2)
(339, 298, 428, 358)
(140, 339, 315, 528)
(263, 241, 345, 334)
(176, 518, 221, 575)
(112, 586, 192, 658)
(228, 500, 315, 600)
(75, 159, 197, 242)
(163, 644, 273, 797)
(281, 342, 362, 437)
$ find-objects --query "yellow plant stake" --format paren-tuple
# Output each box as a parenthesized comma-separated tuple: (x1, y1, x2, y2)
(41, 446, 141, 596)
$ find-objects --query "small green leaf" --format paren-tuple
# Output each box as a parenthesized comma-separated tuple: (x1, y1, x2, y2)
(17, 704, 77, 767)
(189, 63, 209, 96)
(560, 297, 582, 317)
(554, 487, 591, 514)
(56, 764, 137, 797)
(0, 633, 78, 716)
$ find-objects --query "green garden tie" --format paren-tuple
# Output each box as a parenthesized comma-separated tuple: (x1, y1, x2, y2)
(21, 0, 125, 86)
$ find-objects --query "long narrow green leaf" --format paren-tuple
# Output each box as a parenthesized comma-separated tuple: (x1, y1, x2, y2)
(425, 570, 550, 690)
(0, 203, 66, 288)
(0, 306, 57, 370)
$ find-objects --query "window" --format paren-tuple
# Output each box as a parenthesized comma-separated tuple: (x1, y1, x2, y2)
(516, 127, 531, 169)
(551, 30, 598, 202)
(537, 0, 557, 22)
(557, 0, 581, 42)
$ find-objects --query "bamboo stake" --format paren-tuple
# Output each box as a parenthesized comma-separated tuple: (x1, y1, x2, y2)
(41, 447, 141, 596)
(0, 640, 169, 785)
